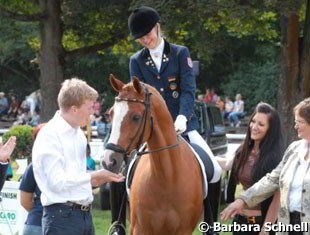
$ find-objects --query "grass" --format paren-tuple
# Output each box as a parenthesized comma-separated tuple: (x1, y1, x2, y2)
(92, 207, 232, 235)
(10, 163, 233, 235)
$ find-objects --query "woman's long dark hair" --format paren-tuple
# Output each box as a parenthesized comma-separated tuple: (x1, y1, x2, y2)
(232, 102, 285, 184)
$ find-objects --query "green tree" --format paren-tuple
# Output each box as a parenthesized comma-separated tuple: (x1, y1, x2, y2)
(277, 0, 310, 144)
(0, 0, 130, 121)
(0, 0, 309, 146)
(221, 43, 280, 113)
(0, 16, 39, 96)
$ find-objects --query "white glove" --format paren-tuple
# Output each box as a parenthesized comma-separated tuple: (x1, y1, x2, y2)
(174, 115, 187, 134)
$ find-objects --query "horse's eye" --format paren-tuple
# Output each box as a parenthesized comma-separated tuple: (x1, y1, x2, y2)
(132, 114, 142, 123)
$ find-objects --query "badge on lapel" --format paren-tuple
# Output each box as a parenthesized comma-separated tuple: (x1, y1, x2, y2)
(170, 83, 177, 90)
(172, 91, 179, 98)
(168, 76, 178, 90)
(146, 57, 155, 68)
(163, 54, 169, 62)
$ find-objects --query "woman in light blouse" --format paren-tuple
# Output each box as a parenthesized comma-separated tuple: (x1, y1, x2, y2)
(221, 97, 310, 235)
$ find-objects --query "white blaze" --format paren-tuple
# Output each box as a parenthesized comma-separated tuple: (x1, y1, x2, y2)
(108, 101, 129, 144)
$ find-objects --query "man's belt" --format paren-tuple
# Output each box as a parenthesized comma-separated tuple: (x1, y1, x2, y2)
(64, 201, 92, 212)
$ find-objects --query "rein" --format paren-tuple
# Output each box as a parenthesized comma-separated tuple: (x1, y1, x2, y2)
(137, 139, 180, 156)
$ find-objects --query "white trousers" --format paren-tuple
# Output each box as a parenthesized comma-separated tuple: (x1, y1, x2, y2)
(187, 130, 222, 183)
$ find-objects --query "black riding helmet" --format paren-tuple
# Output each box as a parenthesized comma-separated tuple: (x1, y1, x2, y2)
(128, 6, 160, 39)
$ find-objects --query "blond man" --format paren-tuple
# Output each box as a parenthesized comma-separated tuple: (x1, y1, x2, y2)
(33, 78, 124, 235)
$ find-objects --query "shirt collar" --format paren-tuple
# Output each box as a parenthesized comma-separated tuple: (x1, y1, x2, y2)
(149, 37, 164, 58)
(54, 111, 79, 134)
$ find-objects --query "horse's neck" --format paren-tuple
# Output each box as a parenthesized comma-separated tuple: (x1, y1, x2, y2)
(146, 129, 182, 178)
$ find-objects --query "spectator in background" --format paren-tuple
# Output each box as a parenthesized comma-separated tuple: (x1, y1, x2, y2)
(211, 88, 218, 103)
(5, 162, 13, 180)
(86, 144, 96, 171)
(13, 107, 31, 126)
(228, 93, 245, 127)
(224, 96, 234, 119)
(204, 88, 213, 103)
(89, 98, 103, 127)
(28, 108, 40, 127)
(26, 90, 41, 117)
(93, 98, 102, 117)
(6, 95, 20, 120)
(216, 96, 225, 117)
(197, 94, 204, 101)
(0, 92, 9, 117)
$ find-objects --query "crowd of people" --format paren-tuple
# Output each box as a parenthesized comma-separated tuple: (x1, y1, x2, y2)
(198, 88, 246, 127)
(0, 90, 41, 127)
(0, 5, 310, 235)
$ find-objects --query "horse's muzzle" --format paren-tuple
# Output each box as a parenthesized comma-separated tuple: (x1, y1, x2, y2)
(102, 148, 125, 173)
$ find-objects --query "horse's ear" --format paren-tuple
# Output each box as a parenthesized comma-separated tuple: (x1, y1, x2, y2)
(109, 74, 124, 92)
(132, 76, 143, 94)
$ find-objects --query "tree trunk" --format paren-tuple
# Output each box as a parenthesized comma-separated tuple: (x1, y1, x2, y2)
(300, 0, 310, 98)
(38, 0, 64, 121)
(277, 11, 300, 146)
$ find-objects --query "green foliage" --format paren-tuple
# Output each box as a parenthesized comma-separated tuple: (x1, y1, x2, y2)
(61, 0, 130, 47)
(0, 0, 39, 14)
(220, 44, 280, 113)
(2, 125, 34, 160)
(65, 52, 130, 112)
(0, 16, 39, 97)
(0, 0, 308, 120)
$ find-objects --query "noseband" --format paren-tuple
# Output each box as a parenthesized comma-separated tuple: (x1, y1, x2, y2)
(105, 84, 179, 157)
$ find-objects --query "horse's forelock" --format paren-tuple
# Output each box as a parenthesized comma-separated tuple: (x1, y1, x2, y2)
(118, 82, 146, 100)
(117, 81, 167, 119)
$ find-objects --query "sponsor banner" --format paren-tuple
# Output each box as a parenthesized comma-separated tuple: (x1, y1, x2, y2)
(0, 181, 28, 235)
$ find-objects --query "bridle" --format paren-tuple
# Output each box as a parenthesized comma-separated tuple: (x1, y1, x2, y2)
(105, 84, 179, 157)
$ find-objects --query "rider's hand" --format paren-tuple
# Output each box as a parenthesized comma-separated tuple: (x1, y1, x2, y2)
(174, 115, 187, 134)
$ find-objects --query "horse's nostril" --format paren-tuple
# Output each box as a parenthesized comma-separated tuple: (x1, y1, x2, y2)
(101, 161, 108, 169)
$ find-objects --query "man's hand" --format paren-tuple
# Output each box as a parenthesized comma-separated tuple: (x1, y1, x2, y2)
(90, 169, 125, 187)
(0, 136, 16, 163)
(174, 115, 187, 134)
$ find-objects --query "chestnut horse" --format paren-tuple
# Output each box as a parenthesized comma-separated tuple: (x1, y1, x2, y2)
(103, 75, 204, 235)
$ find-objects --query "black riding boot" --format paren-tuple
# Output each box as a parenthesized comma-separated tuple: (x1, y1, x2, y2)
(109, 181, 126, 235)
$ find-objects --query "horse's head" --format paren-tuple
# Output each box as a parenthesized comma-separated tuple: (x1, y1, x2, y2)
(102, 74, 154, 173)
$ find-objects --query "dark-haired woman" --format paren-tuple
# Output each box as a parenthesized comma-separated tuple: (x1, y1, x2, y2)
(217, 102, 285, 235)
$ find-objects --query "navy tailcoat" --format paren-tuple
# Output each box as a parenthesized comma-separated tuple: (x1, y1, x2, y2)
(129, 40, 199, 133)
